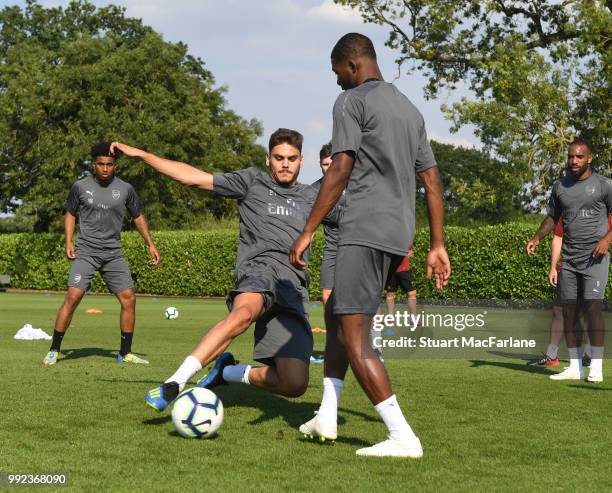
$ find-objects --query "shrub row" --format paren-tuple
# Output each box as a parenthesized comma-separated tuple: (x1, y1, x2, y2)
(0, 223, 605, 301)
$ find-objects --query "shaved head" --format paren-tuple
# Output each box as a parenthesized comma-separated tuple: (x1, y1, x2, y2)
(331, 33, 377, 63)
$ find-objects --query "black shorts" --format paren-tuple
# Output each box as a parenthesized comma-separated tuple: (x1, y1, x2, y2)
(386, 271, 415, 293)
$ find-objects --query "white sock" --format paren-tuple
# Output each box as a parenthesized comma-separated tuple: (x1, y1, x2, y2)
(590, 346, 604, 374)
(317, 377, 344, 423)
(374, 394, 417, 443)
(546, 344, 558, 359)
(222, 364, 251, 384)
(567, 347, 582, 371)
(165, 355, 202, 392)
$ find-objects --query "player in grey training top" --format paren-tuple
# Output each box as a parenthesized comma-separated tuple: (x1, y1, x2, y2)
(527, 138, 612, 383)
(111, 129, 337, 414)
(291, 33, 451, 458)
(43, 142, 160, 367)
(311, 142, 344, 306)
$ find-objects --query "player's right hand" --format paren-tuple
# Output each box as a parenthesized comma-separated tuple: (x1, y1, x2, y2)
(548, 268, 557, 287)
(110, 141, 144, 159)
(66, 243, 76, 260)
(289, 232, 312, 270)
(526, 237, 539, 255)
(426, 246, 451, 289)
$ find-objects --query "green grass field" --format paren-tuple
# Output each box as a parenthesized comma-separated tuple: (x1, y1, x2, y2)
(1, 292, 610, 492)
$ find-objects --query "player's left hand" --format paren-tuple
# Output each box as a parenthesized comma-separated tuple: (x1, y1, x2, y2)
(149, 244, 161, 265)
(289, 232, 312, 270)
(426, 246, 451, 289)
(592, 238, 611, 257)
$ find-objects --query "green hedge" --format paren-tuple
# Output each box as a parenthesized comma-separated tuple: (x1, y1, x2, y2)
(0, 223, 605, 300)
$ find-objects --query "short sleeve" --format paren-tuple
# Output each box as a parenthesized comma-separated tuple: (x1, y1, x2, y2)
(554, 216, 564, 237)
(331, 92, 364, 157)
(415, 124, 436, 173)
(547, 183, 562, 221)
(213, 168, 258, 200)
(126, 185, 143, 218)
(64, 183, 80, 215)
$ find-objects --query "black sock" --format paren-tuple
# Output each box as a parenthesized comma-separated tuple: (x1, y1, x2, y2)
(50, 330, 65, 352)
(120, 331, 133, 356)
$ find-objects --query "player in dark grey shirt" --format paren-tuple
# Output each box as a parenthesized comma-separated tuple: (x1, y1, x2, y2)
(311, 142, 345, 306)
(527, 138, 612, 383)
(43, 142, 160, 367)
(291, 33, 450, 458)
(111, 129, 337, 413)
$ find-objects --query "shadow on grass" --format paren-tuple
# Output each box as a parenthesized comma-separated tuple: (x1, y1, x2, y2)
(568, 384, 612, 391)
(62, 347, 147, 361)
(133, 382, 374, 447)
(469, 359, 556, 376)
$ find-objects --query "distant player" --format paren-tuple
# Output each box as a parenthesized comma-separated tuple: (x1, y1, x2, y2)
(385, 246, 417, 321)
(527, 138, 611, 382)
(43, 142, 160, 366)
(110, 129, 337, 411)
(311, 142, 344, 306)
(290, 33, 451, 457)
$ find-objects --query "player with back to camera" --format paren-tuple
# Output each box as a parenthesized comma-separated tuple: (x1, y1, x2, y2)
(527, 138, 611, 383)
(290, 33, 451, 458)
(43, 142, 160, 366)
(110, 129, 338, 411)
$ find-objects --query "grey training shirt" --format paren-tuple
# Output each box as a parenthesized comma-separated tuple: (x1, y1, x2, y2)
(64, 175, 142, 252)
(311, 178, 345, 261)
(332, 80, 436, 256)
(548, 172, 612, 265)
(213, 168, 320, 285)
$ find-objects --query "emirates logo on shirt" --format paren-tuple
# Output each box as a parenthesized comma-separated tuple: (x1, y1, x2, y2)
(112, 190, 121, 200)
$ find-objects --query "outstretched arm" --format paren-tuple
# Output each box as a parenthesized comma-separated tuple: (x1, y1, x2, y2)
(110, 142, 213, 190)
(289, 152, 354, 269)
(133, 214, 160, 265)
(526, 215, 555, 255)
(420, 166, 451, 289)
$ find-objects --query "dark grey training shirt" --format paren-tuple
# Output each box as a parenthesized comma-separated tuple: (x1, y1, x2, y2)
(213, 168, 322, 285)
(332, 80, 436, 256)
(311, 178, 345, 262)
(548, 172, 612, 265)
(64, 175, 142, 252)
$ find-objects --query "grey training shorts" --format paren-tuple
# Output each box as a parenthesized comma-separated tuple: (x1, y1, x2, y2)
(319, 256, 336, 291)
(333, 244, 402, 315)
(68, 250, 134, 294)
(557, 254, 610, 302)
(227, 259, 313, 365)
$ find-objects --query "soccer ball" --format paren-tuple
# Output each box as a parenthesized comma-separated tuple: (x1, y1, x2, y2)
(164, 307, 179, 320)
(171, 387, 224, 438)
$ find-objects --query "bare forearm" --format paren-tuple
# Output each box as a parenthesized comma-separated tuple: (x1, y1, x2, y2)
(534, 216, 555, 240)
(64, 213, 76, 245)
(421, 166, 445, 248)
(303, 153, 353, 235)
(112, 142, 213, 190)
(133, 216, 154, 247)
(550, 235, 562, 270)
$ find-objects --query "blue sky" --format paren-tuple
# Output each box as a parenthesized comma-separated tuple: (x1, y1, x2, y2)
(2, 0, 480, 183)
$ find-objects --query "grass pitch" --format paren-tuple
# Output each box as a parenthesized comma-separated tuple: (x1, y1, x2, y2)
(0, 292, 610, 492)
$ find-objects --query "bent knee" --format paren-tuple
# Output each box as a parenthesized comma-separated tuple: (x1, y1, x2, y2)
(229, 306, 256, 333)
(281, 379, 308, 398)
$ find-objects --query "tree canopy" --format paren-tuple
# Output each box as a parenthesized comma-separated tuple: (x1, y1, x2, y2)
(338, 0, 611, 208)
(0, 0, 266, 231)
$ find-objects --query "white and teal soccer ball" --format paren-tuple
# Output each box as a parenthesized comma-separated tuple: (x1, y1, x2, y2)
(171, 387, 224, 438)
(164, 306, 179, 320)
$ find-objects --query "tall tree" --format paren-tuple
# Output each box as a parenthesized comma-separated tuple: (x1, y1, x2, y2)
(0, 0, 266, 231)
(337, 0, 611, 208)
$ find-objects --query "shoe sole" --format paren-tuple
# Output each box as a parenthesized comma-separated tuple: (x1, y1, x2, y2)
(302, 433, 336, 444)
